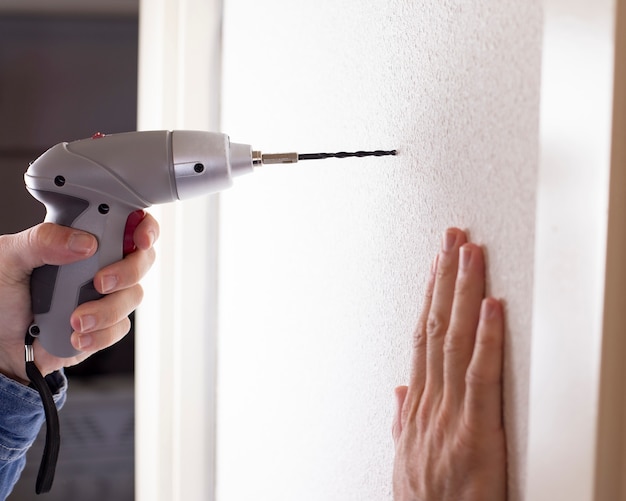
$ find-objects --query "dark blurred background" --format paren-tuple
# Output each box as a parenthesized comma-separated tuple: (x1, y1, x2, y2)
(0, 7, 139, 500)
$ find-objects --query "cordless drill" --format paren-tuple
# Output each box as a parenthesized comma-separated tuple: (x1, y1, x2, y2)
(25, 130, 396, 358)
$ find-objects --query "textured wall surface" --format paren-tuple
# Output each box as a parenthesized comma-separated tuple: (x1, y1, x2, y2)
(216, 1, 542, 500)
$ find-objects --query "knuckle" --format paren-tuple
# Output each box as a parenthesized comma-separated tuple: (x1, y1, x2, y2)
(127, 249, 155, 284)
(121, 259, 143, 285)
(434, 407, 453, 435)
(102, 297, 131, 327)
(477, 327, 502, 350)
(414, 391, 436, 425)
(443, 332, 465, 357)
(101, 318, 132, 350)
(117, 265, 141, 289)
(412, 326, 427, 352)
(426, 311, 448, 340)
(101, 306, 120, 327)
(453, 280, 482, 310)
(415, 403, 430, 430)
(400, 402, 413, 426)
(28, 223, 49, 251)
(454, 275, 474, 297)
(117, 286, 143, 319)
(128, 265, 143, 285)
(465, 367, 493, 388)
(436, 256, 456, 281)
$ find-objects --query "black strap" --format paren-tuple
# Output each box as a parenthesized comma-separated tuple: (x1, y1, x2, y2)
(25, 332, 60, 495)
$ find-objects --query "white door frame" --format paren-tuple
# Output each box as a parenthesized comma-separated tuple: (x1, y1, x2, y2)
(135, 1, 222, 500)
(527, 0, 626, 500)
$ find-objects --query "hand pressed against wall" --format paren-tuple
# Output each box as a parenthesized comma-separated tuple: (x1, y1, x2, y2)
(392, 228, 507, 501)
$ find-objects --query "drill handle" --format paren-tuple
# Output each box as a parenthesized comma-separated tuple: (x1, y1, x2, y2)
(29, 191, 142, 357)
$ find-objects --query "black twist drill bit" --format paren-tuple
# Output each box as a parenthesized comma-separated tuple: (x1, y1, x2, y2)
(254, 149, 397, 165)
(298, 150, 397, 161)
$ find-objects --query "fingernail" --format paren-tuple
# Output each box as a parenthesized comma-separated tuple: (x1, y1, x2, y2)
(101, 275, 118, 293)
(79, 315, 97, 332)
(69, 233, 96, 255)
(460, 245, 472, 269)
(78, 334, 93, 350)
(481, 298, 499, 320)
(148, 230, 157, 247)
(443, 229, 458, 252)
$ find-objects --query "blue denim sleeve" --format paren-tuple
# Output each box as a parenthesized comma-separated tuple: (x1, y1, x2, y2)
(0, 371, 67, 501)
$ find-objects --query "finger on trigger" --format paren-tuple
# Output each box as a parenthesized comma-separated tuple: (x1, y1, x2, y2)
(135, 212, 160, 250)
(94, 246, 156, 294)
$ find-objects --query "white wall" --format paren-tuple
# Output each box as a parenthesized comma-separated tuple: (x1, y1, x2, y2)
(216, 1, 542, 500)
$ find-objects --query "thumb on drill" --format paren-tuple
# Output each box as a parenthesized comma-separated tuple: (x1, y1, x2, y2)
(0, 223, 97, 275)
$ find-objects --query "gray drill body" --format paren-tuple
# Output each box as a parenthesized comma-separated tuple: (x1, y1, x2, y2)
(24, 130, 253, 357)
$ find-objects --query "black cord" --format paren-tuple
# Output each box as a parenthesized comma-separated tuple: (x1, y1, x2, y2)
(25, 332, 60, 495)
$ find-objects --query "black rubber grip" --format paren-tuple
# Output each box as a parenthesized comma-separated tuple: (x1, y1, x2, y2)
(29, 191, 89, 316)
(30, 265, 60, 315)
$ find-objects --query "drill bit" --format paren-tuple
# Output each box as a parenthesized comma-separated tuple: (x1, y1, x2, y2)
(298, 150, 397, 161)
(253, 149, 397, 165)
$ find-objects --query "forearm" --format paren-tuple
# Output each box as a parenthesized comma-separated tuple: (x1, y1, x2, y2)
(0, 371, 66, 500)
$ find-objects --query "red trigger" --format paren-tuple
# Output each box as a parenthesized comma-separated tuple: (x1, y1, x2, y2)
(124, 210, 146, 256)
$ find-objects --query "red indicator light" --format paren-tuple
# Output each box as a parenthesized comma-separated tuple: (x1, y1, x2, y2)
(91, 132, 106, 139)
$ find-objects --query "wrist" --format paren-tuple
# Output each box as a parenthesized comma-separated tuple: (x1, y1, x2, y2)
(0, 365, 30, 387)
(0, 344, 30, 386)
